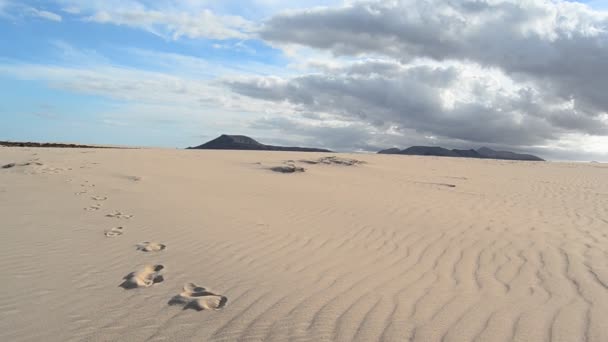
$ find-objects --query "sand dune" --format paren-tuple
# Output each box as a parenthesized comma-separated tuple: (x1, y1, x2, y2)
(0, 147, 607, 341)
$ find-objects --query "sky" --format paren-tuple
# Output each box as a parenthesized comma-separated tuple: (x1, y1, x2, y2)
(0, 0, 607, 161)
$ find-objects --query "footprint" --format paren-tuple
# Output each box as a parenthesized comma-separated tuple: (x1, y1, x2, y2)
(75, 190, 88, 195)
(84, 204, 102, 211)
(104, 227, 124, 237)
(120, 265, 164, 289)
(106, 211, 133, 219)
(168, 283, 228, 311)
(91, 196, 108, 201)
(41, 166, 68, 174)
(136, 242, 166, 252)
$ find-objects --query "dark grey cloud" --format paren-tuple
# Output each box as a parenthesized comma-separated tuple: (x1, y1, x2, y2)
(226, 0, 608, 159)
(261, 0, 608, 95)
(250, 115, 608, 161)
(249, 114, 469, 152)
(248, 115, 602, 162)
(261, 0, 608, 110)
(226, 62, 608, 148)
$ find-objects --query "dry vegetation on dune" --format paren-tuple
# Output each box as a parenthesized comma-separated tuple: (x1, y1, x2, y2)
(0, 147, 607, 341)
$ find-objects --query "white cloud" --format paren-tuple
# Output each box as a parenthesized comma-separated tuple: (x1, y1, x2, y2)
(0, 1, 62, 22)
(50, 40, 109, 65)
(0, 0, 11, 17)
(0, 63, 220, 106)
(0, 56, 292, 147)
(61, 6, 80, 14)
(27, 7, 62, 22)
(56, 0, 254, 40)
(88, 9, 251, 40)
(0, 43, 296, 126)
(52, 0, 341, 41)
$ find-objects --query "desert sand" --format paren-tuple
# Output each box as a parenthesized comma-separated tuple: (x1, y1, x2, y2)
(1, 147, 607, 341)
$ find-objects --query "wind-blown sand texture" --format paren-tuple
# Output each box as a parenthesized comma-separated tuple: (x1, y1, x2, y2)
(1, 147, 607, 341)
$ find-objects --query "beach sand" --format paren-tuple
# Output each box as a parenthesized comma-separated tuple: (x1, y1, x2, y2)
(1, 147, 607, 341)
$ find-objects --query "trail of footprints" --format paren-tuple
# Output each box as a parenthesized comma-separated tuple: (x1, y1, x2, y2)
(76, 179, 227, 311)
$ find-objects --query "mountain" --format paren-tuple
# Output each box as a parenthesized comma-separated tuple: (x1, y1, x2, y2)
(187, 135, 332, 152)
(378, 145, 544, 161)
(452, 149, 484, 158)
(378, 148, 401, 154)
(401, 146, 461, 157)
(476, 147, 544, 161)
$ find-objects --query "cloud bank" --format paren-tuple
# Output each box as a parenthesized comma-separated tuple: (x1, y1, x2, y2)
(228, 0, 608, 159)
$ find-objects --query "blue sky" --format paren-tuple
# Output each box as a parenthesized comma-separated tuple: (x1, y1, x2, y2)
(0, 0, 313, 147)
(0, 0, 607, 161)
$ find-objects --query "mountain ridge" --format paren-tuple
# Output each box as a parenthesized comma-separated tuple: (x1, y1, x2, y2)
(379, 146, 544, 161)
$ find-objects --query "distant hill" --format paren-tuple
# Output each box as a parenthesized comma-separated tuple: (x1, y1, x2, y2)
(401, 146, 461, 157)
(378, 146, 544, 161)
(452, 149, 484, 158)
(377, 148, 401, 154)
(187, 135, 332, 152)
(476, 147, 544, 161)
(0, 141, 119, 149)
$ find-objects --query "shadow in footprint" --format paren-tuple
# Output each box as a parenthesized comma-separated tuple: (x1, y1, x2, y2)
(136, 242, 166, 252)
(120, 265, 164, 289)
(168, 283, 228, 311)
